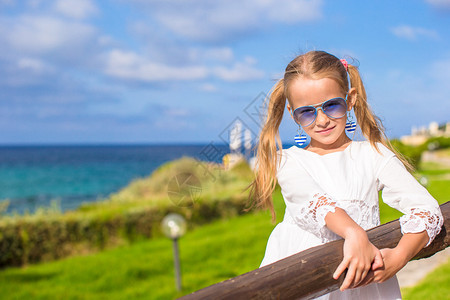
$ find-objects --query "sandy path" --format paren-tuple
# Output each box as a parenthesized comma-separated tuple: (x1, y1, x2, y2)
(422, 151, 450, 167)
(397, 247, 450, 288)
(396, 150, 450, 288)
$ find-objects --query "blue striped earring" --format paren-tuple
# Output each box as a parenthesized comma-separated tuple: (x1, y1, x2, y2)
(345, 113, 356, 133)
(294, 127, 307, 147)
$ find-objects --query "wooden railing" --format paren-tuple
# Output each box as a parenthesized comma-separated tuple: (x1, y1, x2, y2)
(180, 202, 450, 300)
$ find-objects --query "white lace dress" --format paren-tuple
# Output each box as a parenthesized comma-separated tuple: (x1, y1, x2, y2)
(259, 141, 443, 300)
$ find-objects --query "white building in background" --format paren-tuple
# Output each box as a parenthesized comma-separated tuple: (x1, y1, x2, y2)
(244, 129, 252, 158)
(222, 119, 260, 171)
(223, 120, 246, 170)
(229, 119, 242, 154)
(401, 121, 450, 146)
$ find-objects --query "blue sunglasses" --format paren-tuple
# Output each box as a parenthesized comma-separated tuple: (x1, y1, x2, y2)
(292, 97, 348, 127)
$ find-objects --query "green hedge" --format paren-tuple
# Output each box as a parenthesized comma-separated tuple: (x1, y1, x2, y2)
(391, 136, 450, 170)
(0, 196, 249, 268)
(390, 139, 427, 170)
(426, 136, 450, 150)
(0, 156, 255, 268)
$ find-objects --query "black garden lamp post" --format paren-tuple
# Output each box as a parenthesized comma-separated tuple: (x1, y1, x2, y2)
(161, 213, 187, 291)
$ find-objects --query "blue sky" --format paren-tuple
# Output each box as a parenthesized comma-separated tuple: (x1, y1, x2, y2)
(1, 0, 449, 145)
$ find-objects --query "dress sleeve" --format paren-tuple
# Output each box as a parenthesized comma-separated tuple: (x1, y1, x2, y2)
(276, 150, 338, 240)
(377, 154, 444, 247)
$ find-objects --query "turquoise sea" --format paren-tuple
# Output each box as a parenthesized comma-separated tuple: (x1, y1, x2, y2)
(0, 144, 233, 214)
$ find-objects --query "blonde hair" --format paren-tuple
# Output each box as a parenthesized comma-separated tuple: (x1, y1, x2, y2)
(246, 51, 412, 222)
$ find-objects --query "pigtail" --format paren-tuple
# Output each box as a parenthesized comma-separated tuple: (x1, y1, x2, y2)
(347, 65, 383, 148)
(246, 79, 286, 223)
(347, 65, 414, 172)
(245, 51, 413, 223)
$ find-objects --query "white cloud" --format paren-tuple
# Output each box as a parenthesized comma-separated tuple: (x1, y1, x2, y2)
(27, 0, 43, 8)
(17, 57, 52, 73)
(97, 35, 117, 47)
(104, 49, 208, 81)
(152, 106, 197, 131)
(372, 57, 450, 137)
(425, 0, 450, 9)
(189, 47, 234, 63)
(213, 56, 265, 81)
(53, 0, 98, 19)
(0, 0, 13, 6)
(390, 25, 439, 41)
(429, 57, 450, 82)
(199, 83, 217, 92)
(104, 49, 265, 82)
(265, 0, 323, 23)
(1, 60, 53, 87)
(132, 0, 323, 42)
(165, 108, 191, 117)
(0, 15, 97, 54)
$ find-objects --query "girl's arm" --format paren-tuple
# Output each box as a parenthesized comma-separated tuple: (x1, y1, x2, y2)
(395, 231, 429, 260)
(355, 231, 428, 287)
(325, 207, 384, 291)
(373, 150, 444, 284)
(377, 231, 428, 281)
(274, 155, 383, 290)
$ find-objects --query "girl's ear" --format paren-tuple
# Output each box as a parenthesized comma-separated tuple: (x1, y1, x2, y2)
(347, 87, 357, 111)
(287, 104, 294, 120)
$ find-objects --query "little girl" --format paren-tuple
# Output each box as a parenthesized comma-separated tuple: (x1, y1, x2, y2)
(249, 51, 444, 299)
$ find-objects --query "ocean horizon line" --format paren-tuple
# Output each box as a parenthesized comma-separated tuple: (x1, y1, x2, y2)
(0, 142, 296, 148)
(0, 142, 231, 148)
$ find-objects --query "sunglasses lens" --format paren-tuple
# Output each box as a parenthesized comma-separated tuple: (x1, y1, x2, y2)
(294, 107, 316, 126)
(323, 98, 347, 119)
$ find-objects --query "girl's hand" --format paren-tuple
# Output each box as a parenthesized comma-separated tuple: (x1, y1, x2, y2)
(354, 247, 408, 288)
(374, 248, 407, 283)
(333, 229, 384, 291)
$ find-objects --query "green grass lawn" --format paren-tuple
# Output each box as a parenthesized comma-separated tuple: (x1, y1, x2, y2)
(401, 258, 450, 300)
(0, 165, 448, 299)
(0, 190, 285, 300)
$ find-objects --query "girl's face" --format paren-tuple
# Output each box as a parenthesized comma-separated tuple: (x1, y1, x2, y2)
(287, 77, 356, 150)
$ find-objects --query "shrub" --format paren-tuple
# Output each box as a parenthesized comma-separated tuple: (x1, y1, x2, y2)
(390, 139, 427, 170)
(426, 136, 450, 150)
(0, 157, 254, 268)
(390, 136, 450, 170)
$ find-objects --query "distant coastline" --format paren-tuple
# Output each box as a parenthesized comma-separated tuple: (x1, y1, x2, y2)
(0, 142, 302, 215)
(0, 143, 232, 215)
(0, 142, 231, 148)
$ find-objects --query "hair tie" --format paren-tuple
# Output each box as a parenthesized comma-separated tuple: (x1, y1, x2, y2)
(340, 59, 348, 71)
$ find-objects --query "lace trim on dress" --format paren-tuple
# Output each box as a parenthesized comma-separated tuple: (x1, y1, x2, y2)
(289, 193, 382, 240)
(399, 207, 444, 247)
(312, 193, 337, 226)
(288, 193, 383, 242)
(290, 193, 337, 240)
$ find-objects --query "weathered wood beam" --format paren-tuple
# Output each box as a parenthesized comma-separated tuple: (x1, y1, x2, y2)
(180, 202, 450, 300)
